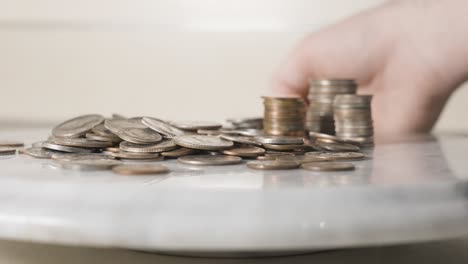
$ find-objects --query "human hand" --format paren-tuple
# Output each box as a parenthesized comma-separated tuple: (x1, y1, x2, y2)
(272, 0, 468, 141)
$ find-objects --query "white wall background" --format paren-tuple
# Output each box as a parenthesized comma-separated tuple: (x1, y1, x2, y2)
(0, 0, 467, 131)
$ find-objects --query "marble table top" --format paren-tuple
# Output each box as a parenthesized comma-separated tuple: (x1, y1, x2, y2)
(0, 129, 467, 256)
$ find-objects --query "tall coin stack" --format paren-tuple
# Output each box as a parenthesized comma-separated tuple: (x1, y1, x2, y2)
(263, 97, 306, 136)
(333, 94, 373, 140)
(306, 79, 357, 134)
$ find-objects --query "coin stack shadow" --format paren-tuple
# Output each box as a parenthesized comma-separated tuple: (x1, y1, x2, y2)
(306, 80, 357, 134)
(263, 97, 306, 137)
(333, 94, 373, 140)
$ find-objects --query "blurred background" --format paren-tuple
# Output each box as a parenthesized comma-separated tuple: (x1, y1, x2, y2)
(1, 0, 467, 131)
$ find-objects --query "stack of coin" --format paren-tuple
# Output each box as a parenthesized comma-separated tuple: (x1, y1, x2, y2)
(306, 79, 357, 134)
(262, 97, 306, 137)
(333, 94, 373, 141)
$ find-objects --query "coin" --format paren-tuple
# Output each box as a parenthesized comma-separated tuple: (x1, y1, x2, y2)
(85, 133, 122, 143)
(173, 135, 233, 150)
(142, 117, 185, 138)
(118, 128, 163, 144)
(20, 147, 53, 159)
(262, 143, 305, 151)
(103, 150, 162, 160)
(305, 151, 365, 161)
(0, 147, 17, 155)
(254, 136, 304, 145)
(91, 124, 117, 137)
(171, 121, 222, 131)
(104, 118, 146, 134)
(42, 142, 94, 153)
(178, 155, 242, 166)
(263, 96, 305, 136)
(57, 159, 122, 171)
(222, 146, 265, 157)
(314, 141, 360, 152)
(246, 160, 300, 170)
(49, 137, 113, 148)
(219, 134, 261, 146)
(301, 162, 355, 171)
(52, 114, 104, 138)
(120, 140, 177, 153)
(51, 153, 115, 162)
(161, 147, 197, 157)
(0, 141, 24, 148)
(112, 164, 169, 175)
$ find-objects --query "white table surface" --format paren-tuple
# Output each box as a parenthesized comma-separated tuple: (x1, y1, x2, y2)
(0, 128, 467, 259)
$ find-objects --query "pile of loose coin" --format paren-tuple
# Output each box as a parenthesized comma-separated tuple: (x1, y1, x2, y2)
(8, 110, 372, 175)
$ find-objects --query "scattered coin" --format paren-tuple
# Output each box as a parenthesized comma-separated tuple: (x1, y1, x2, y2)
(120, 140, 177, 153)
(42, 142, 94, 153)
(0, 147, 17, 156)
(142, 117, 185, 138)
(254, 136, 304, 145)
(246, 160, 300, 170)
(173, 135, 233, 150)
(91, 124, 116, 137)
(161, 147, 197, 157)
(57, 159, 122, 171)
(104, 118, 146, 134)
(301, 162, 355, 172)
(85, 133, 121, 143)
(222, 146, 265, 157)
(52, 114, 104, 138)
(178, 155, 242, 166)
(118, 128, 162, 144)
(20, 147, 53, 159)
(0, 141, 24, 148)
(103, 150, 162, 160)
(219, 134, 262, 146)
(51, 153, 115, 162)
(112, 164, 169, 175)
(262, 143, 305, 151)
(49, 137, 112, 148)
(171, 121, 222, 131)
(314, 140, 360, 152)
(305, 152, 365, 161)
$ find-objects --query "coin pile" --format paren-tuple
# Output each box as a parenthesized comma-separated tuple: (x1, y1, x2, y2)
(306, 79, 357, 134)
(333, 95, 373, 140)
(263, 97, 306, 137)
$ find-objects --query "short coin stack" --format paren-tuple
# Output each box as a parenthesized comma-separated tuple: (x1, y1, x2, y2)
(263, 96, 306, 137)
(306, 79, 357, 134)
(333, 94, 373, 141)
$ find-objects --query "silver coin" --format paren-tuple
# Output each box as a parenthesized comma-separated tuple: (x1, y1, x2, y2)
(103, 150, 161, 160)
(119, 140, 177, 153)
(42, 142, 94, 153)
(20, 147, 53, 159)
(104, 118, 146, 134)
(85, 133, 122, 143)
(178, 155, 242, 166)
(173, 135, 233, 150)
(301, 162, 355, 171)
(49, 137, 112, 148)
(161, 147, 197, 157)
(0, 141, 24, 147)
(51, 153, 115, 162)
(52, 114, 104, 138)
(170, 121, 222, 131)
(142, 117, 185, 138)
(315, 140, 360, 152)
(0, 147, 17, 156)
(91, 124, 117, 137)
(31, 141, 45, 148)
(219, 134, 261, 146)
(246, 160, 300, 170)
(222, 146, 265, 157)
(118, 128, 162, 144)
(254, 136, 304, 145)
(305, 151, 365, 161)
(57, 159, 122, 171)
